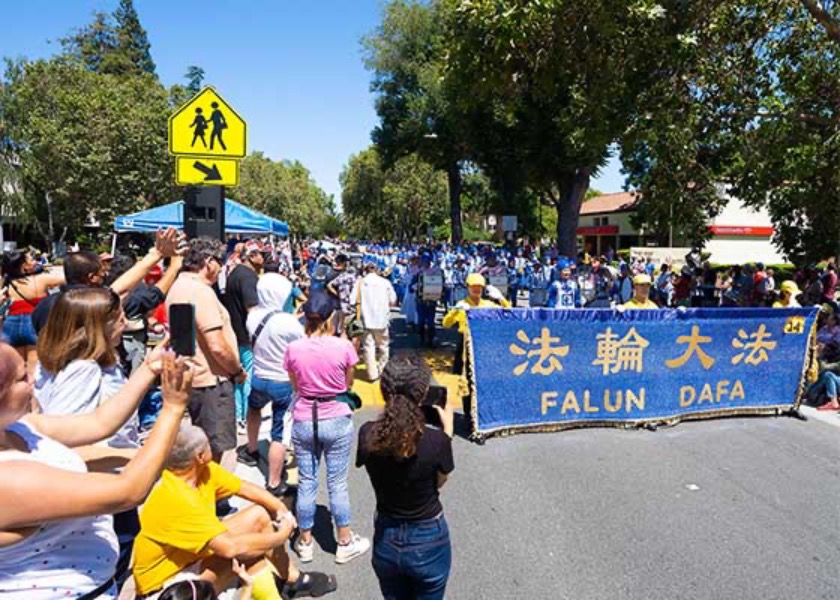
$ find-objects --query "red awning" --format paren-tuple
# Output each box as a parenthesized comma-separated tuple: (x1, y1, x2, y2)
(709, 225, 774, 236)
(577, 225, 619, 235)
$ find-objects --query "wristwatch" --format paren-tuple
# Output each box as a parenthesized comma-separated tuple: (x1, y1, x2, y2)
(229, 365, 245, 379)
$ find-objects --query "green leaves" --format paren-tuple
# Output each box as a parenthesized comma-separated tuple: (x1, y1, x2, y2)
(232, 153, 335, 238)
(3, 60, 174, 239)
(340, 147, 447, 241)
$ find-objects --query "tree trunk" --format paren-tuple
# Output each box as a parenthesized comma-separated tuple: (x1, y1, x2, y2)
(447, 163, 463, 245)
(799, 0, 840, 45)
(555, 168, 591, 258)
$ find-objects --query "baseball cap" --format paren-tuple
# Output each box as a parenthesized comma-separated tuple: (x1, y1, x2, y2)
(633, 273, 653, 285)
(466, 273, 486, 287)
(301, 289, 340, 321)
(780, 280, 800, 295)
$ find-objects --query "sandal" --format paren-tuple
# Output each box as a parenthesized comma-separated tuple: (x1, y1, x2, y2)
(277, 571, 338, 598)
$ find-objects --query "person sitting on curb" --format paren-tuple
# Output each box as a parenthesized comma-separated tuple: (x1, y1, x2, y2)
(132, 422, 336, 600)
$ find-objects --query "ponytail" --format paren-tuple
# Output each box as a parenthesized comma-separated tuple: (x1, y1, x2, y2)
(367, 394, 425, 457)
(368, 354, 432, 458)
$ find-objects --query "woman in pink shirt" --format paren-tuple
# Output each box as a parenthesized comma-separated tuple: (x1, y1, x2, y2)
(284, 291, 370, 565)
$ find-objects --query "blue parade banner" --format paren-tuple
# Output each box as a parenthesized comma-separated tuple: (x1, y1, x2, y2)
(465, 307, 818, 438)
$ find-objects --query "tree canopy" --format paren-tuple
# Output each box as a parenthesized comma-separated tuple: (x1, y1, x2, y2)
(232, 152, 337, 239)
(1, 59, 174, 243)
(341, 147, 448, 242)
(623, 0, 840, 263)
(0, 2, 328, 245)
(363, 0, 468, 243)
(360, 0, 840, 262)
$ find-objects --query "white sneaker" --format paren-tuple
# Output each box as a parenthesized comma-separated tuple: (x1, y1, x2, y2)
(294, 537, 314, 563)
(335, 533, 370, 564)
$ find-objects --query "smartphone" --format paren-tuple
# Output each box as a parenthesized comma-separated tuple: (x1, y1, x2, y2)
(168, 303, 196, 356)
(423, 383, 448, 408)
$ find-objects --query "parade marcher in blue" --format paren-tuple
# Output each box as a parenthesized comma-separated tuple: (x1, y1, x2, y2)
(410, 250, 443, 347)
(528, 261, 551, 307)
(506, 257, 519, 307)
(548, 260, 582, 308)
(390, 254, 408, 306)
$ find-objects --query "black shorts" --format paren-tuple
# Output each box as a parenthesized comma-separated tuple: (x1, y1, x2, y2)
(188, 380, 236, 460)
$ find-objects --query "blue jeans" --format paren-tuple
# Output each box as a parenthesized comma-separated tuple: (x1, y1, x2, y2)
(292, 416, 354, 531)
(2, 314, 36, 347)
(235, 345, 254, 420)
(811, 371, 840, 399)
(372, 514, 452, 600)
(248, 377, 293, 442)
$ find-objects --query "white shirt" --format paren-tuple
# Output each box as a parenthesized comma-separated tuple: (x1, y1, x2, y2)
(35, 360, 138, 449)
(0, 418, 119, 599)
(355, 273, 397, 331)
(247, 308, 305, 382)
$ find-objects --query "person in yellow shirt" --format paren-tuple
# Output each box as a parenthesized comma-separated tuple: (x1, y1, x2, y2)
(773, 280, 802, 308)
(132, 423, 337, 600)
(622, 273, 659, 309)
(442, 273, 510, 374)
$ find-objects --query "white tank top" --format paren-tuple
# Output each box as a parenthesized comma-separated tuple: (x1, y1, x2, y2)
(0, 418, 119, 599)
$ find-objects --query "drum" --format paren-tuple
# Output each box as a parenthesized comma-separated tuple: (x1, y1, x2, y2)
(488, 274, 508, 297)
(421, 274, 444, 301)
(529, 287, 548, 307)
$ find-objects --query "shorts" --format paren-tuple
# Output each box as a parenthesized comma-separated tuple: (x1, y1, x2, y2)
(136, 561, 202, 600)
(249, 375, 293, 443)
(2, 314, 37, 347)
(188, 380, 235, 459)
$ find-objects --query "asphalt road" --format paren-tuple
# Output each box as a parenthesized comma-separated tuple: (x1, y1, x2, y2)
(250, 408, 838, 600)
(231, 304, 840, 600)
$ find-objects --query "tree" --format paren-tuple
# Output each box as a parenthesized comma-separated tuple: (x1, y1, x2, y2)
(623, 0, 840, 263)
(232, 152, 335, 238)
(363, 0, 468, 243)
(440, 0, 697, 257)
(341, 147, 448, 242)
(60, 12, 120, 74)
(2, 59, 174, 245)
(60, 1, 155, 76)
(185, 66, 205, 94)
(114, 0, 156, 74)
(169, 66, 206, 108)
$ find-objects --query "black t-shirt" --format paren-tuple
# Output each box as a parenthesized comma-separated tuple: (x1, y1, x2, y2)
(356, 423, 454, 521)
(223, 264, 259, 346)
(123, 282, 165, 320)
(32, 284, 91, 335)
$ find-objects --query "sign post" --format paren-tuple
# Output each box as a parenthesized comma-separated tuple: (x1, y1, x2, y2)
(168, 86, 247, 239)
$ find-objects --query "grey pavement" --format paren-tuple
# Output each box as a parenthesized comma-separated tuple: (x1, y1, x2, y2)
(228, 304, 840, 599)
(236, 407, 840, 600)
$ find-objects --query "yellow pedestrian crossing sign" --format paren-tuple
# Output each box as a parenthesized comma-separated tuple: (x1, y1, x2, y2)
(175, 156, 240, 187)
(169, 87, 247, 158)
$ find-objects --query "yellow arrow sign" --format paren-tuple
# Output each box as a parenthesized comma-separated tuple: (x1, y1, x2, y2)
(175, 157, 240, 187)
(169, 87, 247, 158)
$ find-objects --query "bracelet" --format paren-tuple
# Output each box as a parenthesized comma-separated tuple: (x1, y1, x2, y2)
(229, 366, 245, 379)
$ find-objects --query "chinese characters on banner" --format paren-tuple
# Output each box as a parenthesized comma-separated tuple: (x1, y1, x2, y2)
(467, 308, 817, 437)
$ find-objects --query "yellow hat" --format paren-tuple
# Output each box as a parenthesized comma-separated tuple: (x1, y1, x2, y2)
(466, 273, 486, 287)
(633, 273, 652, 285)
(780, 280, 800, 295)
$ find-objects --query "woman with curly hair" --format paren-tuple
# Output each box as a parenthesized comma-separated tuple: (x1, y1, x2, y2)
(356, 355, 455, 600)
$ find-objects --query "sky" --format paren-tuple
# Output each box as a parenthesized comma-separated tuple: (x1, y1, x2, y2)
(0, 0, 625, 205)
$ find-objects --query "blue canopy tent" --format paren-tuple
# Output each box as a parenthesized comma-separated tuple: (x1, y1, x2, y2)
(114, 199, 289, 236)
